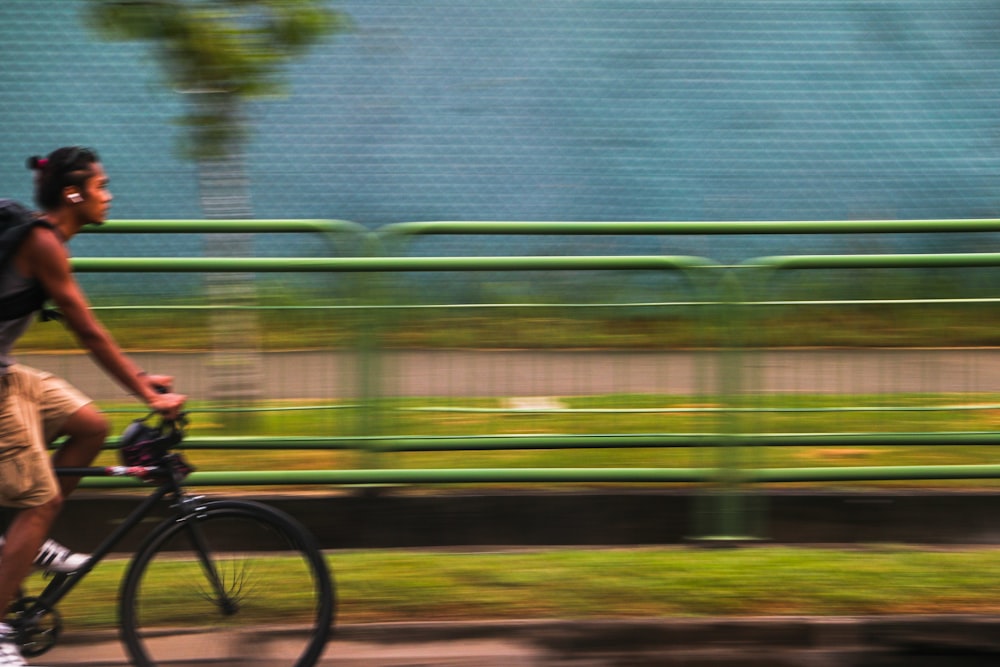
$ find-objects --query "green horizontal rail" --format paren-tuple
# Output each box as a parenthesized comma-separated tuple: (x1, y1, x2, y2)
(75, 463, 1000, 488)
(88, 431, 1000, 454)
(750, 252, 1000, 270)
(80, 218, 1000, 240)
(71, 255, 714, 273)
(377, 219, 1000, 237)
(345, 431, 1000, 452)
(78, 467, 717, 488)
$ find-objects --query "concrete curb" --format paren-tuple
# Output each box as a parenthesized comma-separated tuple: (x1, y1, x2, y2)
(331, 615, 1000, 651)
(42, 616, 1000, 666)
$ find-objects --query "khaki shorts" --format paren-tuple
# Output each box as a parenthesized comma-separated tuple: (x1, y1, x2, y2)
(0, 365, 92, 508)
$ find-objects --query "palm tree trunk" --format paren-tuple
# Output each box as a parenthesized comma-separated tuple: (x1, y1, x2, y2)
(198, 137, 263, 411)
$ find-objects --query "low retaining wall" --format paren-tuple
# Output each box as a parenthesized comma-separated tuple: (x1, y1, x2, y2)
(53, 489, 1000, 550)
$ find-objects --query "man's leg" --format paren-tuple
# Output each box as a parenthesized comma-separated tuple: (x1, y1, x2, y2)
(0, 407, 106, 582)
(49, 404, 108, 498)
(0, 367, 62, 618)
(0, 496, 61, 615)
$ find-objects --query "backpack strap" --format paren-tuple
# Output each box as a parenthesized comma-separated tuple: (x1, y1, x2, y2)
(0, 200, 56, 322)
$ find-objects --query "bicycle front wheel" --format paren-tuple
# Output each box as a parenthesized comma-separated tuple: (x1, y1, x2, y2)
(120, 499, 334, 667)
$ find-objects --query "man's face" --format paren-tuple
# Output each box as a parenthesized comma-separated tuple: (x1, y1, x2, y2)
(79, 162, 112, 225)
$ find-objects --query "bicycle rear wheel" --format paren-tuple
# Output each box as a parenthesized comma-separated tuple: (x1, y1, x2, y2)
(120, 499, 334, 667)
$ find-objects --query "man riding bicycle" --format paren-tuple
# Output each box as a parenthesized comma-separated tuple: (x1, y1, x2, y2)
(0, 147, 185, 666)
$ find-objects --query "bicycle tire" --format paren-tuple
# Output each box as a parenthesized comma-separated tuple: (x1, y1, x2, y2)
(119, 499, 334, 667)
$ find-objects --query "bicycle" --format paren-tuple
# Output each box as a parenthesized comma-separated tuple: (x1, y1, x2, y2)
(4, 413, 335, 667)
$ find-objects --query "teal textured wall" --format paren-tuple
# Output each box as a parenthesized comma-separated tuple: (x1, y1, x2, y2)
(2, 2, 1000, 263)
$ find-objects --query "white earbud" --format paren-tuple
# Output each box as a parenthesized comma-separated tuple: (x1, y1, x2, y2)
(67, 193, 83, 204)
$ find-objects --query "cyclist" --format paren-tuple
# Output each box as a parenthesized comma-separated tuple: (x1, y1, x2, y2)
(0, 147, 185, 666)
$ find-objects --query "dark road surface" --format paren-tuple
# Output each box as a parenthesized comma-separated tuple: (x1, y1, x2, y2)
(40, 617, 1000, 666)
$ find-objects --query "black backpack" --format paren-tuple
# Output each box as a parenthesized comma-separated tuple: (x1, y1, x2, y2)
(0, 199, 53, 321)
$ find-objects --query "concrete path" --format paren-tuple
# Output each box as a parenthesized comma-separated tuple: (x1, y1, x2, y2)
(17, 349, 1000, 401)
(38, 616, 1000, 666)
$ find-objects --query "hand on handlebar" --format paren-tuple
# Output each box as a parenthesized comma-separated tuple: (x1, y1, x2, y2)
(140, 373, 187, 419)
(150, 392, 186, 420)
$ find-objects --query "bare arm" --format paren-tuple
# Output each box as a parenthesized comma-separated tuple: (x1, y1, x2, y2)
(20, 227, 185, 415)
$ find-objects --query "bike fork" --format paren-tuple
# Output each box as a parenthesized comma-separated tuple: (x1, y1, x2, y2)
(175, 502, 240, 616)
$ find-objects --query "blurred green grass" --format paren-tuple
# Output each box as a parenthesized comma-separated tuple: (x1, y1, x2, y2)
(45, 546, 1000, 629)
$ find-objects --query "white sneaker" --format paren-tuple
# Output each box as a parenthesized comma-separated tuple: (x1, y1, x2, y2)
(31, 539, 89, 574)
(0, 537, 89, 575)
(0, 631, 26, 667)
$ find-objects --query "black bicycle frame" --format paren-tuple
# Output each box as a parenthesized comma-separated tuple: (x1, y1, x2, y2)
(24, 466, 189, 614)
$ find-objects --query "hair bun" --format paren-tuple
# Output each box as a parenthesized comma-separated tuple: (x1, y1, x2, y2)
(26, 156, 49, 171)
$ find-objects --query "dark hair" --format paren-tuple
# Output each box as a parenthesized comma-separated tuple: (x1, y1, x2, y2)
(25, 146, 100, 211)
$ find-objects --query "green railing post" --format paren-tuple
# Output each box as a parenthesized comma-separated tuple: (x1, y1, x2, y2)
(356, 234, 388, 473)
(689, 268, 764, 543)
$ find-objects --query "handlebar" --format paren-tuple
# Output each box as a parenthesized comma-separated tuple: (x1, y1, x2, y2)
(116, 412, 193, 482)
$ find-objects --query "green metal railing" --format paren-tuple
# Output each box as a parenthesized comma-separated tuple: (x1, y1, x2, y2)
(72, 253, 720, 476)
(69, 219, 1000, 539)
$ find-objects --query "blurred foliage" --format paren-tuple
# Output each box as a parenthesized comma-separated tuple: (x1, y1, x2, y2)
(85, 0, 350, 159)
(17, 303, 1000, 351)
